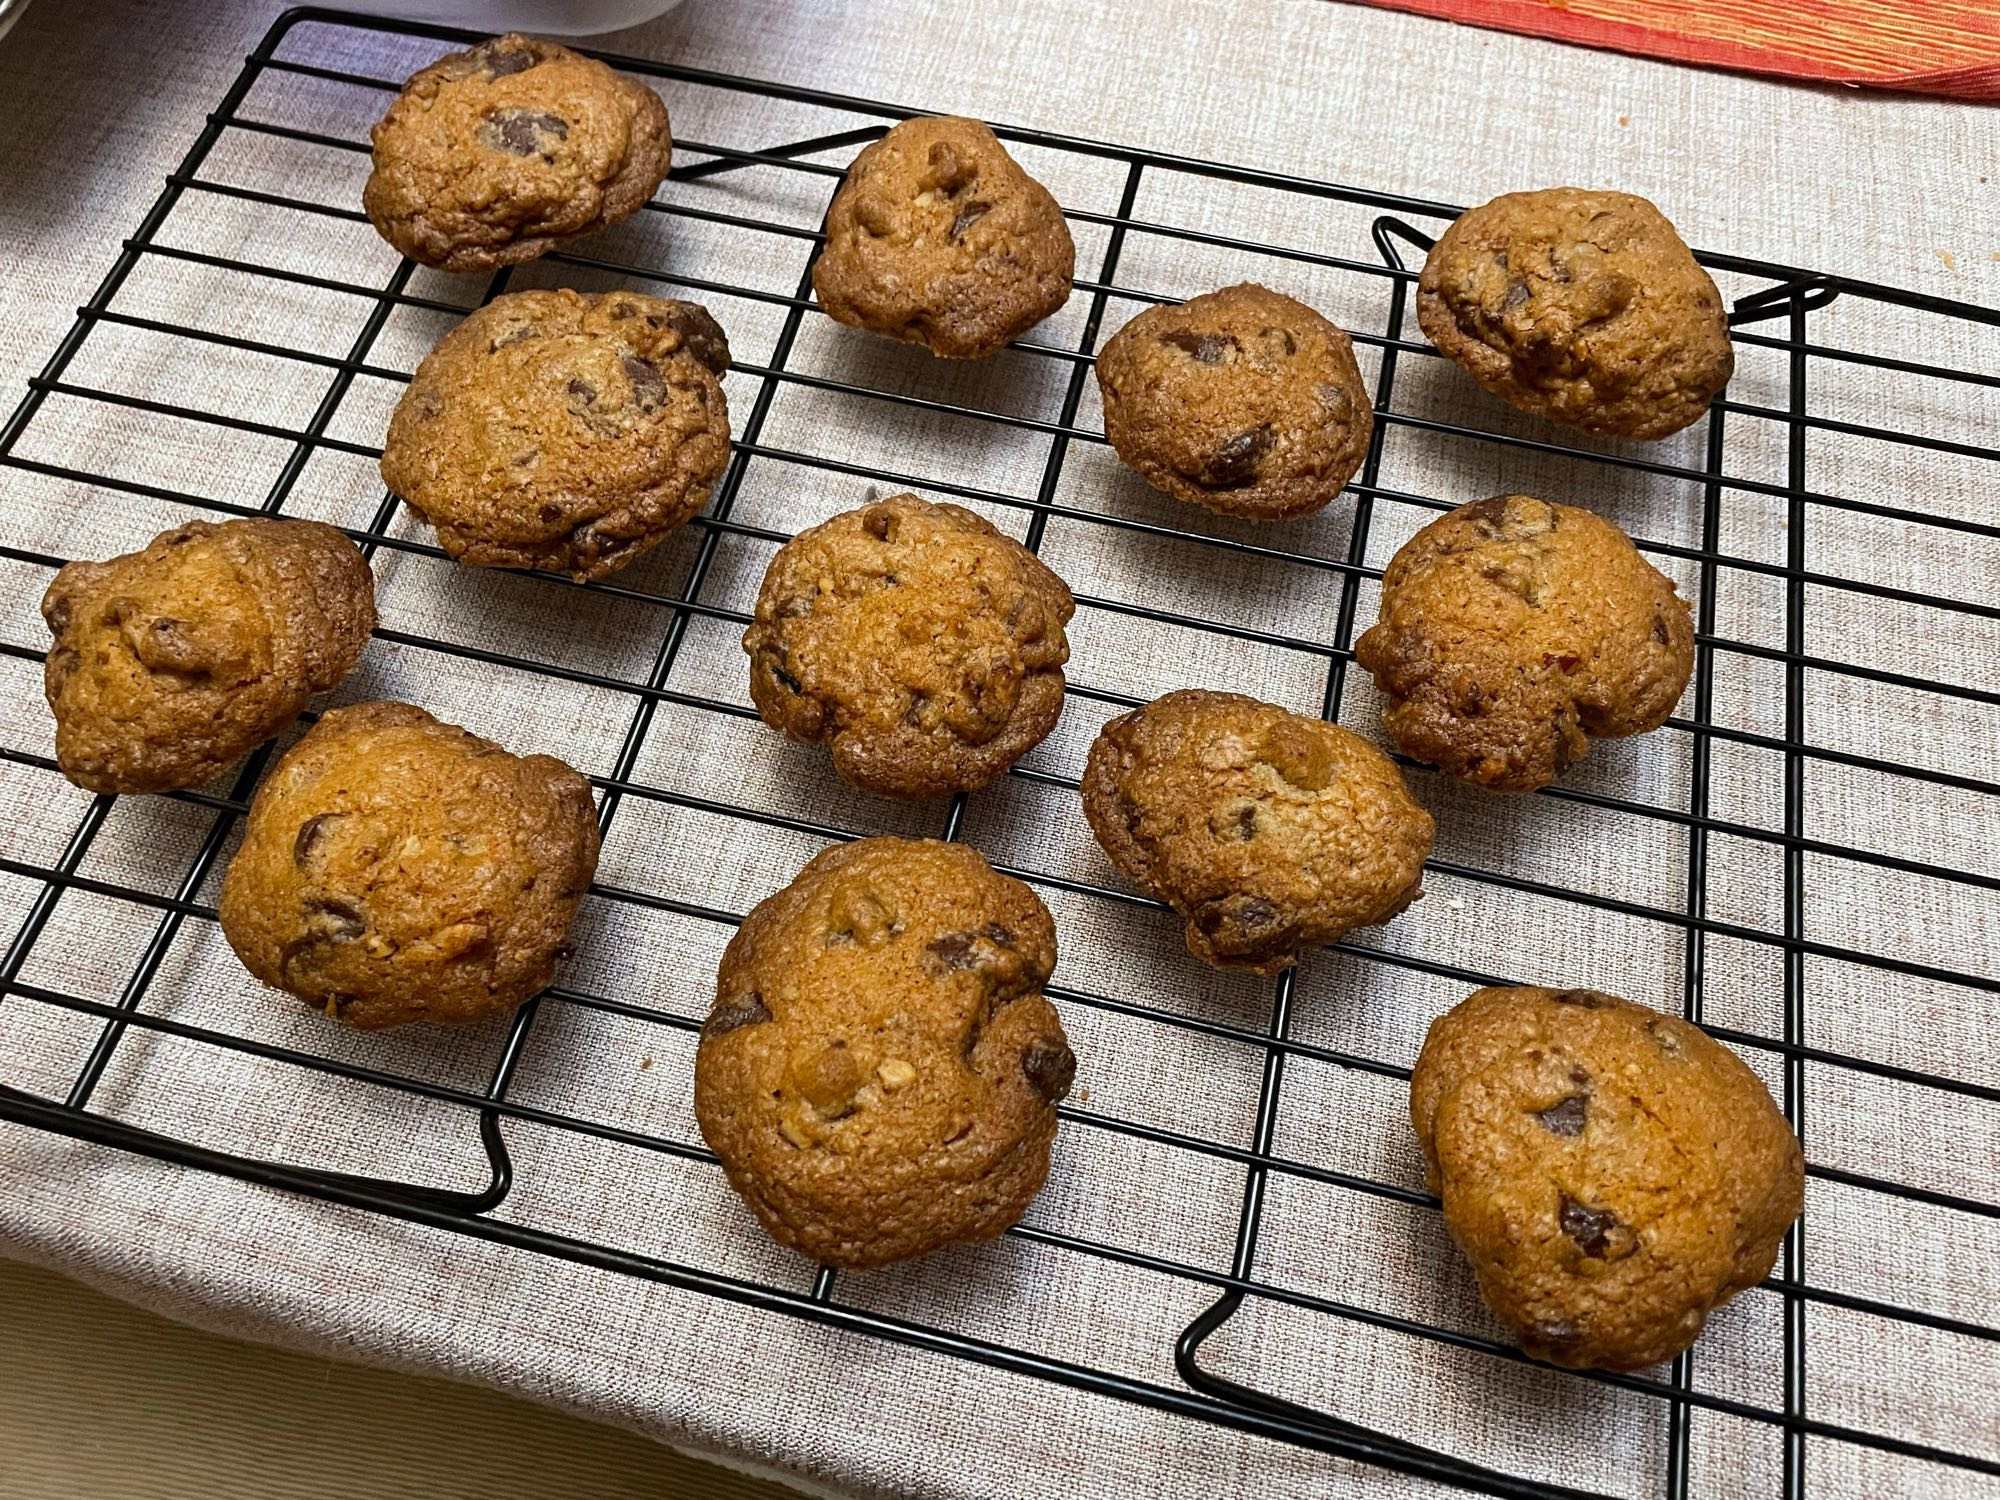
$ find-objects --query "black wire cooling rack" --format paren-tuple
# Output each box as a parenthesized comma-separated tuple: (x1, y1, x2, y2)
(1, 10, 1997, 1499)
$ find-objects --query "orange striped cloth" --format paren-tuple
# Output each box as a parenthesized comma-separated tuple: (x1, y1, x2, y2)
(1352, 0, 2000, 99)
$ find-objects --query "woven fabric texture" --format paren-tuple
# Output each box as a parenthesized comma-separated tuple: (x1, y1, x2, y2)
(0, 4, 1995, 1499)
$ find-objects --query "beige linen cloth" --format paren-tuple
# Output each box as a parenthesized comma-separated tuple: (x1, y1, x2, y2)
(1, 3, 1996, 1497)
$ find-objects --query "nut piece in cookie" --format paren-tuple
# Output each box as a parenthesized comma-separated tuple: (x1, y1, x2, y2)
(1410, 986, 1802, 1370)
(218, 701, 601, 1029)
(1354, 494, 1693, 793)
(363, 34, 673, 272)
(694, 837, 1073, 1268)
(1418, 187, 1732, 440)
(42, 518, 375, 795)
(1081, 689, 1434, 974)
(813, 116, 1075, 359)
(382, 288, 731, 582)
(1094, 283, 1374, 520)
(743, 494, 1074, 799)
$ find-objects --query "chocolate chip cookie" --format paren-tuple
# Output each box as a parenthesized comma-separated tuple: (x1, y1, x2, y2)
(381, 288, 731, 582)
(218, 701, 600, 1030)
(1410, 986, 1802, 1371)
(743, 494, 1073, 799)
(1094, 283, 1374, 520)
(41, 518, 375, 795)
(363, 34, 673, 273)
(1354, 495, 1694, 793)
(1418, 188, 1733, 440)
(812, 116, 1075, 359)
(1081, 690, 1433, 975)
(694, 837, 1074, 1268)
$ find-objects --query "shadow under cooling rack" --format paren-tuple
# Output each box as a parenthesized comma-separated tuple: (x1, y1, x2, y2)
(0, 9, 1996, 1499)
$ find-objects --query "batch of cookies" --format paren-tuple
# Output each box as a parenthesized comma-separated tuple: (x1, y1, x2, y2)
(39, 36, 1801, 1376)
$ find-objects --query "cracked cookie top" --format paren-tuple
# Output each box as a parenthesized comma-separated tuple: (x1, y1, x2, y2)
(1417, 188, 1733, 440)
(381, 288, 731, 582)
(1081, 689, 1434, 974)
(218, 700, 600, 1030)
(1410, 985, 1802, 1371)
(1095, 283, 1374, 520)
(364, 34, 673, 273)
(1354, 494, 1694, 793)
(812, 116, 1075, 359)
(694, 837, 1073, 1268)
(743, 493, 1073, 799)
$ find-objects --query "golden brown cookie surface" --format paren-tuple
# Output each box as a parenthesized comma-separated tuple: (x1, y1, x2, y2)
(41, 518, 375, 795)
(1418, 188, 1732, 440)
(1354, 495, 1693, 793)
(1410, 986, 1802, 1371)
(1080, 689, 1433, 974)
(218, 701, 600, 1030)
(812, 116, 1074, 359)
(381, 288, 730, 582)
(694, 837, 1073, 1268)
(743, 494, 1073, 799)
(363, 34, 672, 273)
(1094, 283, 1374, 520)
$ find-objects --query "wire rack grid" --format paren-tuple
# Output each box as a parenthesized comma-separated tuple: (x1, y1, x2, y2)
(0, 9, 1996, 1499)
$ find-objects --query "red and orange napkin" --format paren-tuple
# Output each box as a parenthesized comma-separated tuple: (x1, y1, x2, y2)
(1355, 0, 2000, 100)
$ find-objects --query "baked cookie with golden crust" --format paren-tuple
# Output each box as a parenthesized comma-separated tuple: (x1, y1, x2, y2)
(813, 116, 1074, 359)
(363, 34, 672, 273)
(1354, 495, 1693, 793)
(694, 837, 1074, 1268)
(42, 518, 375, 795)
(743, 494, 1073, 799)
(1410, 985, 1802, 1371)
(1094, 283, 1374, 520)
(219, 701, 600, 1030)
(381, 288, 730, 582)
(1418, 188, 1732, 440)
(1080, 689, 1433, 975)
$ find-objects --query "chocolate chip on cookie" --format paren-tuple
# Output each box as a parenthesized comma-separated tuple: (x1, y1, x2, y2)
(363, 34, 673, 272)
(381, 288, 731, 582)
(1094, 283, 1374, 520)
(1353, 494, 1694, 793)
(694, 837, 1073, 1268)
(41, 518, 375, 795)
(1410, 986, 1802, 1370)
(218, 701, 600, 1029)
(1081, 689, 1434, 974)
(1418, 188, 1733, 440)
(813, 116, 1075, 359)
(743, 494, 1074, 799)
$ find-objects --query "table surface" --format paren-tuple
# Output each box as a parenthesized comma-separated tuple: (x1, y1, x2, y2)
(1, 4, 1994, 1500)
(0, 1258, 804, 1500)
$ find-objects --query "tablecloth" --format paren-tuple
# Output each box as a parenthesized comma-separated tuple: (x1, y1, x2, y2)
(0, 3, 1995, 1498)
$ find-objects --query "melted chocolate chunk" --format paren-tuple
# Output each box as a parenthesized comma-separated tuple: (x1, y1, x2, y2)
(1536, 1093, 1588, 1137)
(662, 305, 731, 375)
(1160, 329, 1238, 365)
(1021, 1040, 1076, 1101)
(1200, 424, 1273, 489)
(481, 107, 569, 157)
(301, 896, 365, 938)
(1558, 1193, 1634, 1259)
(704, 990, 773, 1037)
(1551, 988, 1610, 1009)
(927, 931, 979, 970)
(949, 201, 992, 241)
(292, 813, 343, 869)
(621, 354, 666, 409)
(473, 41, 542, 77)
